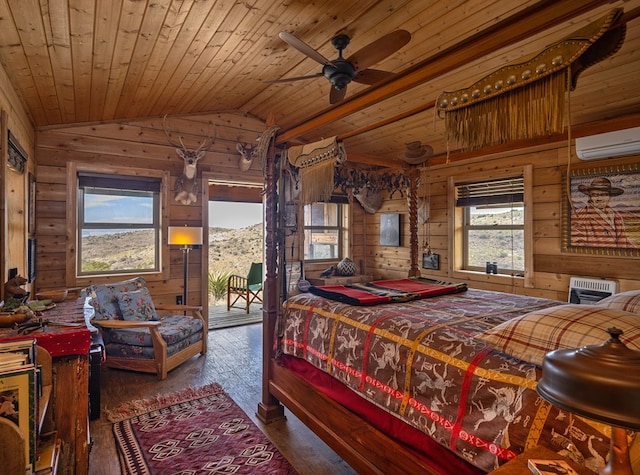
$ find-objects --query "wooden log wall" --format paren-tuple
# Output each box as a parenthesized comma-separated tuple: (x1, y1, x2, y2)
(34, 112, 266, 308)
(365, 137, 640, 301)
(0, 63, 36, 298)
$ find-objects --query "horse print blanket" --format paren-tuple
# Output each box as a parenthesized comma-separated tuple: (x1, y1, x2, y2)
(278, 289, 620, 473)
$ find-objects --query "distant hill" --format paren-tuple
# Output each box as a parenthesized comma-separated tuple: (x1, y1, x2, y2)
(209, 223, 263, 275)
(81, 223, 264, 276)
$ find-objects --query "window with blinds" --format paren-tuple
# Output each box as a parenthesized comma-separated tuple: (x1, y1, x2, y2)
(456, 176, 525, 274)
(77, 173, 161, 275)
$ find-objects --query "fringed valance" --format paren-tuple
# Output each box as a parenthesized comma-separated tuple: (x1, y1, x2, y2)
(436, 8, 626, 151)
(287, 136, 345, 204)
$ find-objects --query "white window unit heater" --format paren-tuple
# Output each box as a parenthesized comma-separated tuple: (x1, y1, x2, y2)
(568, 277, 617, 304)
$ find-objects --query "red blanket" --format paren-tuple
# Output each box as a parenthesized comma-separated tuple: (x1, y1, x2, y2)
(308, 277, 467, 305)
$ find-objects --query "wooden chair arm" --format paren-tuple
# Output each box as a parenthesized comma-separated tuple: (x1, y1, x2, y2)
(155, 304, 204, 322)
(92, 320, 162, 329)
(228, 275, 248, 289)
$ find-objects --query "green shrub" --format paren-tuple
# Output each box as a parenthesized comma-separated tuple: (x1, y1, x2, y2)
(82, 261, 111, 272)
(208, 270, 232, 303)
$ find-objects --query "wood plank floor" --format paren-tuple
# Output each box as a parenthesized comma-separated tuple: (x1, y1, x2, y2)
(88, 323, 357, 475)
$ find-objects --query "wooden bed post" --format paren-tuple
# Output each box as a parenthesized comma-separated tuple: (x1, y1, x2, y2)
(408, 167, 420, 277)
(257, 143, 286, 424)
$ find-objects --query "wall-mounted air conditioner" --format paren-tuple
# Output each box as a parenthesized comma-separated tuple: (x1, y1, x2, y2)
(568, 277, 617, 304)
(576, 126, 640, 160)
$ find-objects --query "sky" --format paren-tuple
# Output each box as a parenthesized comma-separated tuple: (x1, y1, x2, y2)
(84, 192, 263, 229)
(209, 201, 263, 229)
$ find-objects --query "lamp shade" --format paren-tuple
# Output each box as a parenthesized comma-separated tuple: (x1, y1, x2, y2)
(168, 226, 203, 246)
(537, 327, 640, 431)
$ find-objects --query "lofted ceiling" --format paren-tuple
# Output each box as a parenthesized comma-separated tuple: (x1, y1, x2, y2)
(0, 0, 639, 165)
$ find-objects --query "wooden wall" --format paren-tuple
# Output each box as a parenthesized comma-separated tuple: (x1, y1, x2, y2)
(30, 108, 640, 307)
(34, 113, 266, 308)
(0, 60, 36, 298)
(363, 130, 640, 301)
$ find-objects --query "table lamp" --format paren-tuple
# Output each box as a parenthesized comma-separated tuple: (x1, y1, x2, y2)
(537, 327, 640, 475)
(168, 226, 203, 306)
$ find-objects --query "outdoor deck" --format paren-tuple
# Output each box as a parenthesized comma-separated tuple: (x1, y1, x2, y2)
(208, 302, 262, 330)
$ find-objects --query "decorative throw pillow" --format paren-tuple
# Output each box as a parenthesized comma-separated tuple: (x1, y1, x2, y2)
(116, 288, 159, 321)
(85, 276, 147, 320)
(596, 290, 640, 315)
(477, 304, 640, 366)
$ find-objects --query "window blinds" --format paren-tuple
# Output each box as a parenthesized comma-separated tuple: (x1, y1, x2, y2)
(456, 177, 524, 207)
(78, 173, 161, 192)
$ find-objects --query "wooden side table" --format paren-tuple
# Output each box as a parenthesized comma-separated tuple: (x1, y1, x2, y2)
(489, 445, 592, 474)
(307, 274, 372, 286)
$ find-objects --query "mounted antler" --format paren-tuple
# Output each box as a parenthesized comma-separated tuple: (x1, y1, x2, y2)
(163, 115, 216, 205)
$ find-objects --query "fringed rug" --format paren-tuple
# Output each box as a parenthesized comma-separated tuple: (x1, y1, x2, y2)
(106, 384, 298, 475)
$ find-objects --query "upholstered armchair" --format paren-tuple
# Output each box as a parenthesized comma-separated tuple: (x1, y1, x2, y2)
(227, 262, 263, 313)
(85, 277, 206, 380)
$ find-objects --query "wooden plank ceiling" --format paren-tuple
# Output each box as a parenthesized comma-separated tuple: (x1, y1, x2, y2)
(0, 0, 638, 166)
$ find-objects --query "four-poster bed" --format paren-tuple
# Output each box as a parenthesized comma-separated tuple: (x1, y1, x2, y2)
(256, 146, 640, 473)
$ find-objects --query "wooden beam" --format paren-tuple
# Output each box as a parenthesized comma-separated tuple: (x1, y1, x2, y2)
(276, 0, 614, 144)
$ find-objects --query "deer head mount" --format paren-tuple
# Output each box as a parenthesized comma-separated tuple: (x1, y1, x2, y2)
(235, 124, 281, 173)
(163, 115, 216, 205)
(236, 142, 256, 172)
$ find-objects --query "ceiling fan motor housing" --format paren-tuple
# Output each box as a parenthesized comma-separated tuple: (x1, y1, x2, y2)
(323, 61, 357, 90)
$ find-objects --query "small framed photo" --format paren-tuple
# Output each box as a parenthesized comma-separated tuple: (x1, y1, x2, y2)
(422, 252, 439, 270)
(380, 213, 400, 246)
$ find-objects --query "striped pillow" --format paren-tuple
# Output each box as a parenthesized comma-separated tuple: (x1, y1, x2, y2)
(477, 304, 640, 366)
(597, 290, 640, 315)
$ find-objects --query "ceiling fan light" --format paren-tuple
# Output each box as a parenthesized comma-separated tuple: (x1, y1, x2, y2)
(330, 72, 352, 90)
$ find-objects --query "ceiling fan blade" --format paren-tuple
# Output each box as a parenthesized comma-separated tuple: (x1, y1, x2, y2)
(353, 68, 394, 85)
(346, 30, 411, 71)
(329, 85, 347, 104)
(264, 72, 323, 84)
(279, 32, 336, 67)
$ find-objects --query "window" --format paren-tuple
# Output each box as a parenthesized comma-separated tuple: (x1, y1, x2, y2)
(77, 173, 161, 276)
(303, 200, 349, 261)
(454, 175, 526, 276)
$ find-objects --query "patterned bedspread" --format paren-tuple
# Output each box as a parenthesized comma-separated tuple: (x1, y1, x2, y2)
(278, 289, 615, 473)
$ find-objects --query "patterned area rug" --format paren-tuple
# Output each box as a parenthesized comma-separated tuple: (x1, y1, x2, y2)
(106, 384, 298, 475)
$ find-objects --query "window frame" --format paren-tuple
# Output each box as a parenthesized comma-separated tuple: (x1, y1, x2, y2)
(448, 165, 534, 288)
(302, 198, 350, 263)
(461, 203, 525, 274)
(66, 162, 170, 287)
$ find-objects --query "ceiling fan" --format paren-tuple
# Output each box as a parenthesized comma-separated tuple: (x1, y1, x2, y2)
(266, 30, 411, 104)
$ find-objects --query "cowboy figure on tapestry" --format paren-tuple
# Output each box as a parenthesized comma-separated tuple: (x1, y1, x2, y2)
(570, 176, 637, 248)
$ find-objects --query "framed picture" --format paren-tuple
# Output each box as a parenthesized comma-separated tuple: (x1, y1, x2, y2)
(380, 213, 400, 246)
(562, 163, 640, 256)
(284, 201, 297, 228)
(422, 252, 439, 270)
(0, 367, 37, 472)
